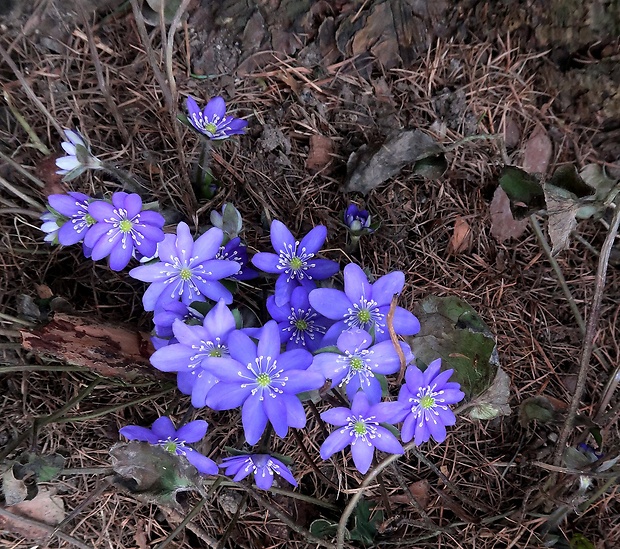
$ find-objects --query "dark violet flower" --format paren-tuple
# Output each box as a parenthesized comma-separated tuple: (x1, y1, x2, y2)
(320, 392, 403, 474)
(119, 416, 217, 474)
(252, 220, 339, 307)
(129, 222, 240, 311)
(311, 329, 413, 404)
(55, 129, 102, 181)
(392, 359, 464, 445)
(150, 299, 239, 406)
(186, 96, 248, 140)
(344, 204, 373, 234)
(216, 237, 259, 281)
(220, 454, 297, 490)
(266, 286, 333, 352)
(202, 320, 325, 445)
(45, 192, 97, 246)
(309, 262, 420, 345)
(83, 192, 165, 271)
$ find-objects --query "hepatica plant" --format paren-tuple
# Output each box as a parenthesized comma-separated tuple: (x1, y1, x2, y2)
(39, 104, 465, 496)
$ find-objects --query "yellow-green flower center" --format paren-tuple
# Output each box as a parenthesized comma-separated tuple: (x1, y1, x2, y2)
(119, 219, 133, 233)
(85, 214, 96, 226)
(256, 373, 271, 387)
(353, 421, 367, 435)
(205, 122, 218, 135)
(350, 357, 364, 371)
(209, 348, 222, 357)
(295, 319, 308, 330)
(357, 309, 371, 324)
(179, 267, 192, 281)
(420, 395, 435, 409)
(163, 441, 178, 453)
(289, 257, 303, 271)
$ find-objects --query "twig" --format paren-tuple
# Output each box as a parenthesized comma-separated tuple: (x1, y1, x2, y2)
(3, 90, 51, 155)
(388, 294, 407, 384)
(155, 496, 208, 549)
(165, 0, 192, 102)
(0, 174, 44, 211)
(552, 204, 620, 466)
(291, 428, 340, 489)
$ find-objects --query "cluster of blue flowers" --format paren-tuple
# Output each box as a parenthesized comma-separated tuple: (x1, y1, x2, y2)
(40, 95, 464, 489)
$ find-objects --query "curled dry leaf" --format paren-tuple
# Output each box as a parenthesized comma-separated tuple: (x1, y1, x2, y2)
(448, 216, 473, 254)
(0, 488, 65, 541)
(306, 134, 335, 174)
(490, 187, 529, 242)
(522, 125, 552, 175)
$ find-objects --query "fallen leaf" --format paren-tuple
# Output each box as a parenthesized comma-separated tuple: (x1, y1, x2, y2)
(0, 488, 65, 541)
(490, 187, 529, 242)
(546, 192, 578, 256)
(306, 134, 335, 174)
(2, 467, 28, 506)
(518, 395, 562, 427)
(448, 216, 473, 254)
(498, 166, 545, 219)
(392, 479, 431, 508)
(503, 115, 521, 149)
(34, 284, 53, 300)
(468, 367, 511, 420)
(523, 126, 552, 175)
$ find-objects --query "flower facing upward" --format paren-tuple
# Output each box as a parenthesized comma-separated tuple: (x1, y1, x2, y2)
(252, 220, 339, 306)
(201, 320, 325, 445)
(392, 359, 465, 445)
(84, 192, 165, 271)
(220, 454, 297, 490)
(344, 204, 373, 234)
(309, 262, 420, 345)
(311, 329, 413, 404)
(119, 416, 217, 474)
(320, 392, 403, 474)
(55, 129, 102, 180)
(129, 222, 241, 311)
(186, 96, 248, 140)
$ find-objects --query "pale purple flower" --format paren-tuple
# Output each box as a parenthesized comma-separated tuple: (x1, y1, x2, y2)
(266, 286, 333, 351)
(39, 211, 62, 243)
(129, 222, 240, 311)
(151, 301, 204, 350)
(150, 299, 239, 406)
(344, 204, 373, 234)
(216, 237, 259, 281)
(119, 416, 217, 474)
(55, 129, 102, 180)
(83, 192, 165, 271)
(311, 329, 413, 404)
(320, 392, 403, 474)
(186, 96, 248, 140)
(252, 220, 339, 307)
(44, 192, 97, 246)
(309, 263, 420, 345)
(220, 454, 297, 490)
(392, 359, 465, 445)
(202, 320, 325, 445)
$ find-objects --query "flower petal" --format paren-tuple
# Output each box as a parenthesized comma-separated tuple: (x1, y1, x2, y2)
(228, 330, 258, 366)
(108, 239, 134, 270)
(351, 439, 374, 474)
(392, 307, 421, 336)
(176, 420, 208, 443)
(204, 96, 226, 121)
(277, 348, 313, 372)
(306, 258, 339, 280)
(206, 382, 251, 410)
(343, 263, 371, 303)
(320, 407, 352, 427)
(308, 289, 351, 320)
(251, 252, 280, 273)
(242, 396, 269, 445)
(372, 426, 404, 455)
(298, 224, 326, 254)
(269, 219, 295, 252)
(337, 329, 372, 353)
(151, 417, 177, 438)
(320, 429, 352, 460)
(282, 369, 324, 394)
(257, 320, 281, 360)
(150, 344, 196, 372)
(119, 426, 159, 443)
(184, 448, 218, 475)
(193, 227, 223, 261)
(371, 271, 405, 305)
(263, 394, 289, 438)
(191, 371, 219, 407)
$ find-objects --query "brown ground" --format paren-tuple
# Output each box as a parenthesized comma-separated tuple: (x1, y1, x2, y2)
(1, 1, 619, 548)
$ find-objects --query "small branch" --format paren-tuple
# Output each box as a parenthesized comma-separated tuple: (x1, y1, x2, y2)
(387, 294, 406, 384)
(291, 428, 340, 490)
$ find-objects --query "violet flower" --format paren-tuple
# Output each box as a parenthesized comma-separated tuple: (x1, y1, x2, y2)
(311, 329, 413, 404)
(252, 220, 339, 306)
(202, 320, 325, 445)
(45, 192, 97, 246)
(392, 359, 464, 445)
(220, 454, 297, 490)
(151, 301, 204, 350)
(84, 192, 165, 271)
(186, 96, 248, 140)
(129, 222, 240, 311)
(344, 204, 373, 234)
(119, 416, 218, 474)
(309, 262, 420, 345)
(320, 392, 403, 475)
(55, 129, 103, 181)
(216, 237, 259, 281)
(40, 211, 61, 243)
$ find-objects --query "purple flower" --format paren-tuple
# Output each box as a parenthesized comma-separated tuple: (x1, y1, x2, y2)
(266, 286, 333, 352)
(202, 320, 325, 445)
(309, 263, 420, 345)
(129, 222, 240, 311)
(311, 329, 413, 404)
(392, 359, 464, 445)
(220, 454, 297, 490)
(320, 392, 404, 474)
(45, 192, 97, 246)
(40, 211, 61, 243)
(83, 192, 165, 271)
(252, 220, 339, 307)
(216, 237, 259, 281)
(150, 301, 204, 350)
(186, 96, 248, 140)
(55, 129, 102, 181)
(344, 204, 373, 234)
(119, 416, 218, 474)
(150, 299, 239, 406)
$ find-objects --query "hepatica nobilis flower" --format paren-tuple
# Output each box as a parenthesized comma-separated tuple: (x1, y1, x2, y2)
(129, 222, 240, 311)
(320, 392, 403, 475)
(216, 237, 259, 281)
(84, 192, 165, 271)
(150, 299, 238, 406)
(310, 262, 420, 345)
(344, 204, 373, 234)
(55, 128, 103, 181)
(40, 211, 61, 243)
(252, 220, 339, 306)
(202, 320, 325, 445)
(220, 454, 297, 490)
(392, 358, 465, 445)
(42, 192, 97, 246)
(119, 416, 218, 474)
(186, 96, 248, 140)
(311, 328, 413, 404)
(266, 286, 333, 352)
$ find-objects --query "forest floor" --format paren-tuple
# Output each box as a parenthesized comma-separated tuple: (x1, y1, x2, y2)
(1, 1, 619, 548)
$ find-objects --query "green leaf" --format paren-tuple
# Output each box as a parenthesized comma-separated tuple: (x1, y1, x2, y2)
(413, 154, 448, 180)
(468, 367, 510, 419)
(570, 533, 595, 549)
(499, 166, 545, 218)
(350, 499, 383, 545)
(518, 396, 560, 427)
(309, 519, 340, 540)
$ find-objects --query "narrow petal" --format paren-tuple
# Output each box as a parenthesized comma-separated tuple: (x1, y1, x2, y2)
(371, 271, 405, 305)
(282, 394, 307, 428)
(320, 321, 348, 347)
(129, 262, 170, 283)
(228, 330, 258, 366)
(266, 295, 290, 322)
(175, 222, 194, 264)
(281, 370, 324, 394)
(119, 426, 159, 443)
(263, 394, 289, 438)
(58, 221, 86, 245)
(257, 320, 281, 360)
(372, 426, 404, 455)
(320, 429, 352, 460)
(191, 371, 219, 407)
(343, 263, 371, 302)
(176, 371, 196, 395)
(150, 344, 195, 372)
(205, 299, 235, 336)
(82, 222, 109, 249)
(270, 458, 298, 487)
(186, 96, 201, 119)
(193, 279, 233, 304)
(55, 156, 80, 170)
(351, 439, 374, 474)
(309, 289, 351, 319)
(242, 396, 269, 445)
(392, 307, 421, 336)
(176, 420, 208, 443)
(367, 341, 402, 375)
(405, 365, 425, 391)
(184, 448, 218, 475)
(90, 229, 121, 261)
(423, 359, 443, 386)
(254, 466, 275, 490)
(351, 392, 371, 416)
(309, 353, 341, 379)
(306, 258, 339, 280)
(124, 193, 143, 218)
(298, 224, 326, 254)
(414, 419, 431, 445)
(371, 401, 407, 423)
(426, 412, 448, 443)
(151, 417, 176, 438)
(193, 227, 223, 260)
(141, 281, 168, 311)
(320, 407, 352, 427)
(401, 414, 417, 443)
(274, 274, 295, 306)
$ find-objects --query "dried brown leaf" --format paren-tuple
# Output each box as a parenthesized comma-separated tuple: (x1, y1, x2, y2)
(522, 126, 552, 175)
(545, 192, 578, 256)
(490, 187, 529, 242)
(448, 216, 473, 254)
(306, 134, 335, 174)
(0, 489, 65, 541)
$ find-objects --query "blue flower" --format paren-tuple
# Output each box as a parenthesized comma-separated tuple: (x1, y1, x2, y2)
(309, 262, 420, 344)
(83, 192, 165, 271)
(55, 129, 102, 181)
(344, 204, 373, 234)
(186, 96, 248, 140)
(202, 320, 325, 445)
(311, 329, 413, 404)
(392, 359, 464, 445)
(151, 301, 204, 350)
(44, 192, 97, 246)
(320, 392, 403, 474)
(266, 286, 333, 351)
(216, 237, 259, 280)
(252, 220, 339, 306)
(119, 416, 218, 474)
(220, 454, 298, 490)
(129, 222, 241, 311)
(150, 299, 239, 406)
